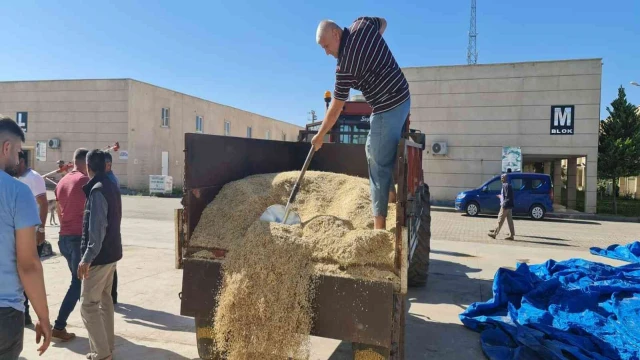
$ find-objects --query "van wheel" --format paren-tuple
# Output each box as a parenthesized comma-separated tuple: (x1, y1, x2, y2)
(466, 202, 480, 216)
(530, 204, 545, 220)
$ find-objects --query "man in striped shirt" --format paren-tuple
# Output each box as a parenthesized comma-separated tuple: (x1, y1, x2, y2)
(312, 17, 411, 230)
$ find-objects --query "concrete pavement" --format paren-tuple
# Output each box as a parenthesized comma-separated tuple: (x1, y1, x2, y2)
(21, 195, 632, 359)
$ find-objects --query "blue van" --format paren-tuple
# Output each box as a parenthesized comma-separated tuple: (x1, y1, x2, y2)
(454, 173, 554, 219)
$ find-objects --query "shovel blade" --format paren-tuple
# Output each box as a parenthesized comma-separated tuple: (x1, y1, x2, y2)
(260, 204, 301, 225)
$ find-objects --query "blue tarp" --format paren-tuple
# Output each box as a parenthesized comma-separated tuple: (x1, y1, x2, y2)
(459, 258, 640, 360)
(590, 242, 640, 263)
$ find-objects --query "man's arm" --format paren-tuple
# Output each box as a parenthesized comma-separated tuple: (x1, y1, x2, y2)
(36, 194, 48, 244)
(310, 97, 346, 151)
(16, 227, 51, 354)
(78, 191, 108, 279)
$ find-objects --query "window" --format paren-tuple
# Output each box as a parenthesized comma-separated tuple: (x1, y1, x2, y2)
(531, 179, 544, 189)
(282, 132, 286, 141)
(487, 179, 502, 192)
(224, 121, 230, 136)
(161, 108, 170, 127)
(195, 116, 203, 133)
(510, 178, 525, 191)
(265, 130, 270, 140)
(246, 126, 252, 138)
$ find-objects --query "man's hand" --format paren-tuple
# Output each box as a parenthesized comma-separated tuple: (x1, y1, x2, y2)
(311, 134, 324, 151)
(36, 230, 45, 246)
(35, 317, 52, 355)
(78, 261, 91, 280)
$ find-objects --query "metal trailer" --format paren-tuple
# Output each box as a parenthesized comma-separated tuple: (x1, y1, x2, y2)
(177, 129, 431, 359)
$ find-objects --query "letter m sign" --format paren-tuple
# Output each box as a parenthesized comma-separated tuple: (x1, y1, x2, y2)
(550, 105, 575, 135)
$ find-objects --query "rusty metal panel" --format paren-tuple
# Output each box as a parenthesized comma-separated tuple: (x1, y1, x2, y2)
(311, 276, 394, 347)
(180, 259, 224, 317)
(309, 143, 369, 178)
(185, 133, 302, 190)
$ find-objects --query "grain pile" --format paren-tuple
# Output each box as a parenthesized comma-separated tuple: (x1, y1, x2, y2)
(190, 171, 398, 359)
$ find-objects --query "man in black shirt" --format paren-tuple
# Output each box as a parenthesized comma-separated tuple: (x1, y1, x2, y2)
(488, 174, 515, 240)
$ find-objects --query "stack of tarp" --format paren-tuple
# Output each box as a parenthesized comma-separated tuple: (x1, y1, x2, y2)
(460, 256, 640, 360)
(590, 241, 640, 263)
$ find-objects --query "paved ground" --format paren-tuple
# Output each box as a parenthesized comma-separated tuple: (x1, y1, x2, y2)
(20, 195, 637, 359)
(432, 210, 640, 250)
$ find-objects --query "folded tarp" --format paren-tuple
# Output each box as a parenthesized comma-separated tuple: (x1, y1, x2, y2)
(460, 258, 640, 360)
(590, 242, 640, 263)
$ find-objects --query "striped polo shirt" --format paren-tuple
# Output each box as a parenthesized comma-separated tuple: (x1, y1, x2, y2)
(334, 17, 410, 114)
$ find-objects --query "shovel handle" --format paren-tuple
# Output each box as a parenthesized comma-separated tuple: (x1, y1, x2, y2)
(282, 146, 315, 223)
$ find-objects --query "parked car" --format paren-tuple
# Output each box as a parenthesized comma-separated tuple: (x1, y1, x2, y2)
(454, 173, 554, 220)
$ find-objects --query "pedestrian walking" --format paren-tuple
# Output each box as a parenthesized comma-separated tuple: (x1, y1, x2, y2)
(78, 150, 123, 360)
(488, 174, 515, 240)
(51, 148, 90, 342)
(0, 116, 51, 359)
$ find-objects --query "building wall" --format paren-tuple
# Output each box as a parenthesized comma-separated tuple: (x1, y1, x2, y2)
(0, 79, 130, 183)
(0, 79, 302, 190)
(403, 59, 601, 212)
(126, 80, 302, 189)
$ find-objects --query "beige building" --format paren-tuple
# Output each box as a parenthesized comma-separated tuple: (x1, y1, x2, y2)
(0, 79, 302, 190)
(403, 58, 602, 213)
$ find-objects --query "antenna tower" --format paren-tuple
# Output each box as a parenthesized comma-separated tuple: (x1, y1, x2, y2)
(467, 0, 478, 65)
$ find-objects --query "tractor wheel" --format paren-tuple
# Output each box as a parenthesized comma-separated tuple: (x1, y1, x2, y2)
(407, 184, 431, 288)
(195, 314, 224, 360)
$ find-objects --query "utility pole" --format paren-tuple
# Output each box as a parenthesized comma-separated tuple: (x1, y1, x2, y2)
(467, 0, 478, 65)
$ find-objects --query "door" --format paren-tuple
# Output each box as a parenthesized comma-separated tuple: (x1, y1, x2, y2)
(162, 151, 169, 176)
(509, 175, 528, 214)
(477, 177, 502, 213)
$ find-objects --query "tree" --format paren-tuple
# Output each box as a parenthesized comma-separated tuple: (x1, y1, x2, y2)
(598, 86, 640, 214)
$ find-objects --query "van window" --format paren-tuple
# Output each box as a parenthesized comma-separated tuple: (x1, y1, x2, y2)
(510, 178, 525, 191)
(487, 179, 502, 191)
(532, 178, 545, 189)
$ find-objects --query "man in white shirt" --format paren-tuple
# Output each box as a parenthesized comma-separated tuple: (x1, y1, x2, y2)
(8, 151, 49, 326)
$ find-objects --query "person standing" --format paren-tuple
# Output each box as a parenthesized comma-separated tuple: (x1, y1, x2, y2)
(10, 151, 49, 326)
(488, 174, 515, 240)
(103, 152, 119, 304)
(78, 150, 122, 360)
(51, 148, 90, 342)
(312, 17, 411, 230)
(0, 116, 51, 358)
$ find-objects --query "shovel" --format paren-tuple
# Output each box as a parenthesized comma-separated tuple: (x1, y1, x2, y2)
(260, 146, 315, 225)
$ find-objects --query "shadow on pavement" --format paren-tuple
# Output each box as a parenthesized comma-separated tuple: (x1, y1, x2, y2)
(520, 235, 570, 242)
(431, 250, 476, 258)
(465, 214, 601, 225)
(115, 303, 194, 332)
(512, 238, 576, 247)
(327, 259, 490, 359)
(51, 334, 192, 360)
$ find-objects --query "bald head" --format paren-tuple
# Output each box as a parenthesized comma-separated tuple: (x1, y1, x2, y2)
(316, 20, 342, 58)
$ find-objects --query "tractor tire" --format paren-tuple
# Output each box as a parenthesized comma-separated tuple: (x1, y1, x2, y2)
(195, 314, 225, 360)
(407, 184, 431, 288)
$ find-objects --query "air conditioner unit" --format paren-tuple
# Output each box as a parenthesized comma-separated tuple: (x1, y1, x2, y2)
(48, 138, 61, 149)
(431, 142, 447, 155)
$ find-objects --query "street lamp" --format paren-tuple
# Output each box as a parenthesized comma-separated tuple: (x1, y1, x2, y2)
(631, 81, 640, 87)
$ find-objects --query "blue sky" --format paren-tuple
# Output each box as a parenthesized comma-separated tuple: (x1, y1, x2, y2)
(1, 0, 638, 126)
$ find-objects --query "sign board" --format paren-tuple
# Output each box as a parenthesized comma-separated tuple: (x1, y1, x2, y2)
(502, 146, 522, 173)
(36, 141, 47, 162)
(119, 150, 129, 160)
(550, 105, 575, 135)
(149, 175, 173, 194)
(16, 112, 28, 133)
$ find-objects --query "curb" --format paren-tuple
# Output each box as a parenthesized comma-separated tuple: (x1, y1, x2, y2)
(431, 206, 640, 223)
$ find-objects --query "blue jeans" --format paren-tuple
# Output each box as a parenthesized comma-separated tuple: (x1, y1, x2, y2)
(54, 235, 82, 331)
(366, 99, 411, 217)
(0, 307, 23, 359)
